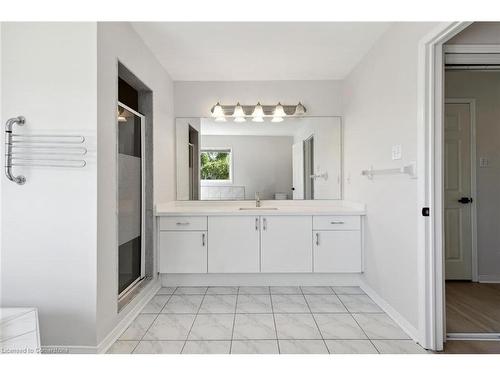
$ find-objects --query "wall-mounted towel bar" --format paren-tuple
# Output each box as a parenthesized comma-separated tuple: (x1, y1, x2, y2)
(5, 116, 87, 185)
(361, 162, 417, 180)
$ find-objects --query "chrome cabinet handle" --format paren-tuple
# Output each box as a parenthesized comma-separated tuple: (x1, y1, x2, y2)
(255, 217, 259, 231)
(330, 221, 345, 225)
(316, 232, 320, 246)
(176, 222, 190, 226)
(202, 233, 206, 246)
(263, 218, 267, 231)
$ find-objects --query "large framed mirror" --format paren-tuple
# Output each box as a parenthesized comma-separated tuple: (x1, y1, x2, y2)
(176, 116, 342, 200)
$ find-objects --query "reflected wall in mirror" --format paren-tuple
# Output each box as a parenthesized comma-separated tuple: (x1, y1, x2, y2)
(176, 116, 342, 200)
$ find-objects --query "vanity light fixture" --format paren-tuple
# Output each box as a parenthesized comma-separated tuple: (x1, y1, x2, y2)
(211, 102, 226, 122)
(272, 102, 286, 123)
(294, 102, 306, 116)
(209, 102, 306, 121)
(233, 102, 246, 122)
(251, 102, 265, 122)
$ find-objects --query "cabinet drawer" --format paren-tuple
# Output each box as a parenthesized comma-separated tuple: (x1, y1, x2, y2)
(159, 216, 207, 231)
(313, 215, 360, 231)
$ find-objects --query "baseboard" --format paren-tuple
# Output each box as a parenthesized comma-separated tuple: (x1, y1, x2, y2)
(359, 281, 420, 343)
(478, 275, 500, 283)
(96, 278, 161, 354)
(161, 273, 362, 287)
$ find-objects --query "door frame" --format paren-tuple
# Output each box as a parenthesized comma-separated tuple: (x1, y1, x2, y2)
(444, 98, 478, 283)
(415, 22, 500, 351)
(117, 101, 146, 300)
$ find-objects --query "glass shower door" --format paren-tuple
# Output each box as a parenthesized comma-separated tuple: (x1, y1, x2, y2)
(117, 102, 145, 297)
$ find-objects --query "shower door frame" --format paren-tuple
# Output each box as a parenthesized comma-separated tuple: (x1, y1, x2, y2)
(117, 101, 146, 300)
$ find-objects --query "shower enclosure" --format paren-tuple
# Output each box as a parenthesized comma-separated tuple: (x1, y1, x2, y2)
(117, 102, 145, 298)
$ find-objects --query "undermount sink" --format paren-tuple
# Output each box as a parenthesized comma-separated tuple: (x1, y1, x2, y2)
(239, 207, 278, 210)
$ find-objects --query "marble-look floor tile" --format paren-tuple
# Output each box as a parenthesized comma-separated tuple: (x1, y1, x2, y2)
(206, 286, 239, 295)
(301, 286, 334, 295)
(199, 295, 237, 313)
(272, 294, 309, 313)
(325, 340, 378, 354)
(182, 340, 231, 354)
(372, 340, 427, 354)
(161, 295, 204, 314)
(107, 340, 138, 354)
(270, 286, 302, 295)
(133, 340, 184, 354)
(157, 287, 177, 295)
(236, 294, 272, 313)
(174, 286, 208, 295)
(142, 314, 196, 340)
(338, 295, 383, 313)
(141, 295, 171, 313)
(314, 313, 368, 339)
(188, 314, 234, 340)
(352, 313, 409, 340)
(233, 314, 276, 340)
(305, 295, 347, 313)
(332, 286, 365, 295)
(119, 314, 157, 340)
(231, 340, 279, 354)
(274, 314, 322, 340)
(279, 340, 329, 354)
(238, 286, 270, 295)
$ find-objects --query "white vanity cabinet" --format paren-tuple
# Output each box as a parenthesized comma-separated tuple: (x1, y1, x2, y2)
(313, 215, 362, 272)
(156, 208, 364, 276)
(158, 216, 207, 273)
(208, 216, 260, 273)
(260, 216, 312, 272)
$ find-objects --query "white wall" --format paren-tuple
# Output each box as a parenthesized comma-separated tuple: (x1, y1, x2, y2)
(174, 80, 342, 118)
(342, 22, 439, 332)
(1, 23, 98, 347)
(201, 135, 293, 200)
(447, 22, 500, 44)
(96, 22, 175, 344)
(445, 71, 500, 281)
(293, 117, 342, 199)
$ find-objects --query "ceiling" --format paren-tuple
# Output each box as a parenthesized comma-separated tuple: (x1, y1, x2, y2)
(131, 22, 392, 81)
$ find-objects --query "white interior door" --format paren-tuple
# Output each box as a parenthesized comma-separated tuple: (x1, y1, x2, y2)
(444, 102, 473, 280)
(292, 142, 304, 199)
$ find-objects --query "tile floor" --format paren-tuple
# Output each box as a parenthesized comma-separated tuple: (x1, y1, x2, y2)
(107, 286, 427, 354)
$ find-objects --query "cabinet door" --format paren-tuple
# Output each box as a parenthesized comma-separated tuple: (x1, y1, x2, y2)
(159, 231, 207, 273)
(208, 216, 260, 273)
(313, 231, 361, 272)
(261, 216, 312, 272)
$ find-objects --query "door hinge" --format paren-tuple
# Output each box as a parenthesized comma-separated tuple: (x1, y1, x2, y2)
(422, 207, 430, 217)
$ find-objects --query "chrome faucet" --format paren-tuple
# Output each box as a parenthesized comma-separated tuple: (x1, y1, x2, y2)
(255, 192, 261, 207)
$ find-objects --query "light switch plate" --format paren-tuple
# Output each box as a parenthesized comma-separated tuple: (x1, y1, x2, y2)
(479, 157, 489, 167)
(392, 144, 402, 160)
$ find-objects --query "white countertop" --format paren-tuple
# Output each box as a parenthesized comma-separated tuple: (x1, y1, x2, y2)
(155, 200, 366, 216)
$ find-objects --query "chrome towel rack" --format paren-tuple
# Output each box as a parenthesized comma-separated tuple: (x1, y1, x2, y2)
(5, 116, 87, 185)
(361, 162, 417, 180)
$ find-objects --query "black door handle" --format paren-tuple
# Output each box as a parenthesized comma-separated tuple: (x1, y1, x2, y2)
(458, 197, 473, 204)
